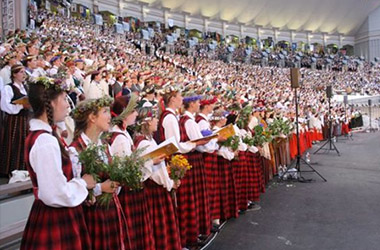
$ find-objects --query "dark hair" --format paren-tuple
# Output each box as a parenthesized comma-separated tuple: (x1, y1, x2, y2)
(10, 65, 24, 82)
(111, 95, 131, 129)
(91, 72, 100, 81)
(28, 82, 69, 159)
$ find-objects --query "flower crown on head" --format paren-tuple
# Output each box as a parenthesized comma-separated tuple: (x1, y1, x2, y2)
(71, 96, 113, 120)
(30, 76, 72, 92)
(136, 108, 158, 126)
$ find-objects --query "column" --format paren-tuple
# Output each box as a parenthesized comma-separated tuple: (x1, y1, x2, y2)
(222, 21, 227, 38)
(203, 18, 208, 33)
(240, 24, 244, 39)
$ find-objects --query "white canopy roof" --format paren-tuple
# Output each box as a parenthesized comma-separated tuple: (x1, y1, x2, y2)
(141, 0, 380, 35)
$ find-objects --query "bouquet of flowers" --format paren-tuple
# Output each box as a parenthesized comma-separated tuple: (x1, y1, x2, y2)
(252, 125, 272, 146)
(99, 149, 145, 207)
(109, 149, 145, 190)
(268, 118, 292, 137)
(79, 144, 146, 208)
(243, 136, 255, 147)
(78, 144, 109, 204)
(167, 155, 192, 207)
(167, 155, 192, 182)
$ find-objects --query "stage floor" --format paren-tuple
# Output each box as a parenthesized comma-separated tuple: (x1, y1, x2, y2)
(207, 132, 380, 250)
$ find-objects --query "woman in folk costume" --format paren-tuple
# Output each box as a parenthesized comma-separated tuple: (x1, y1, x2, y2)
(21, 77, 95, 250)
(237, 105, 263, 210)
(226, 103, 250, 212)
(156, 85, 210, 248)
(134, 107, 182, 250)
(179, 91, 218, 244)
(249, 107, 271, 187)
(195, 95, 222, 229)
(0, 65, 30, 177)
(70, 96, 130, 250)
(108, 94, 156, 250)
(210, 111, 239, 220)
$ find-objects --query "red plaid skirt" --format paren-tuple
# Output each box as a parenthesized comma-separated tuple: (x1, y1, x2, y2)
(246, 152, 262, 202)
(145, 179, 182, 250)
(217, 156, 238, 220)
(119, 187, 155, 250)
(204, 152, 221, 220)
(176, 154, 198, 247)
(232, 152, 249, 210)
(180, 151, 211, 243)
(21, 200, 91, 250)
(83, 194, 130, 250)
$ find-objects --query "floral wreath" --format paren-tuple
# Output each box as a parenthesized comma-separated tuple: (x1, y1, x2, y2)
(30, 76, 72, 92)
(71, 96, 113, 120)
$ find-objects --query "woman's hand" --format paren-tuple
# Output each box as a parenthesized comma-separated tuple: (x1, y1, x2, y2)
(217, 134, 227, 142)
(82, 174, 96, 189)
(152, 154, 166, 165)
(195, 137, 212, 146)
(101, 179, 120, 193)
(173, 180, 181, 189)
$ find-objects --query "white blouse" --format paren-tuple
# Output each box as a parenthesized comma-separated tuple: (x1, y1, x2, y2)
(28, 119, 88, 207)
(1, 83, 27, 114)
(162, 108, 196, 154)
(183, 111, 218, 153)
(137, 137, 174, 191)
(213, 126, 235, 161)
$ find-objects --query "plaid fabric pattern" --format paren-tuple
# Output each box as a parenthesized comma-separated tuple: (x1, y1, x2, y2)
(178, 115, 211, 245)
(204, 152, 221, 220)
(71, 138, 129, 250)
(232, 152, 249, 210)
(119, 188, 155, 250)
(246, 152, 262, 202)
(21, 131, 91, 250)
(175, 156, 198, 247)
(145, 179, 182, 250)
(217, 156, 238, 220)
(83, 198, 127, 250)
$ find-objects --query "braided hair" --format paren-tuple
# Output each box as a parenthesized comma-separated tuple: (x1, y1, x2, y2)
(28, 81, 69, 159)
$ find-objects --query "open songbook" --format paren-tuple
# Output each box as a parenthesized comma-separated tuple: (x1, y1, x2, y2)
(190, 133, 218, 143)
(11, 96, 29, 106)
(191, 124, 236, 143)
(215, 124, 235, 138)
(142, 137, 179, 159)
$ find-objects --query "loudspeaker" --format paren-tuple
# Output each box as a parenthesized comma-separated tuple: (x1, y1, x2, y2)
(343, 95, 348, 105)
(326, 86, 332, 98)
(368, 99, 372, 106)
(290, 68, 300, 88)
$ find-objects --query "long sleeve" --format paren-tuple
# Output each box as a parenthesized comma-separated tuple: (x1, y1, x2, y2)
(30, 134, 88, 207)
(0, 85, 24, 114)
(137, 139, 174, 191)
(162, 113, 196, 154)
(217, 146, 235, 161)
(198, 119, 210, 131)
(184, 118, 217, 153)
